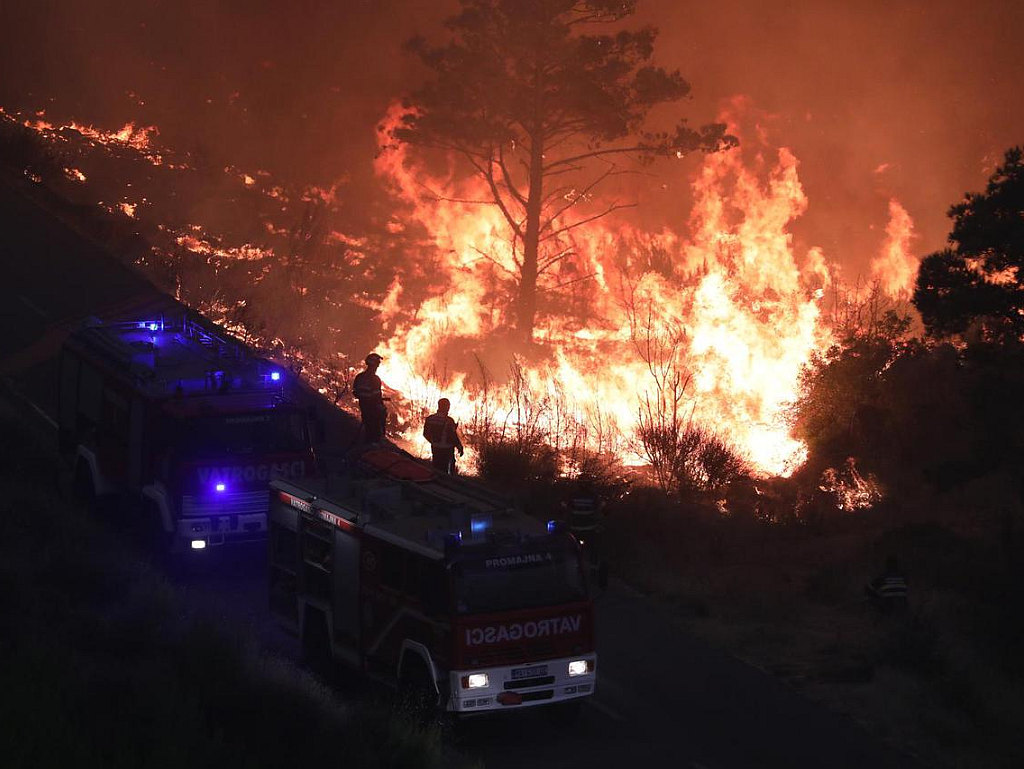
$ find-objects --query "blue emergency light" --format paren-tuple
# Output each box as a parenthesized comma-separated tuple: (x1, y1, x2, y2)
(215, 483, 226, 493)
(270, 371, 281, 382)
(470, 515, 491, 534)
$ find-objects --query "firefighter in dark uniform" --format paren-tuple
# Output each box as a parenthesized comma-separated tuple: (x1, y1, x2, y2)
(423, 398, 464, 473)
(563, 478, 609, 589)
(353, 352, 387, 444)
(566, 482, 602, 541)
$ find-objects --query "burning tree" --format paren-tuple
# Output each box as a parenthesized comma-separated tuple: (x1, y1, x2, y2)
(392, 0, 734, 341)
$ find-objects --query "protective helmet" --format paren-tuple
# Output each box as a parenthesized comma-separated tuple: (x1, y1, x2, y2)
(365, 352, 383, 365)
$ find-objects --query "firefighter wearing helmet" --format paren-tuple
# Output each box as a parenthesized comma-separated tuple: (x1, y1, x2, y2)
(353, 352, 387, 443)
(423, 397, 464, 474)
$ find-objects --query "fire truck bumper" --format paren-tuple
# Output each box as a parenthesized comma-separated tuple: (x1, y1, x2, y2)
(448, 654, 597, 714)
(177, 513, 267, 549)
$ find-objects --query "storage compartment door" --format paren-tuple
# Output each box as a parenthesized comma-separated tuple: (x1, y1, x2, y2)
(332, 528, 361, 648)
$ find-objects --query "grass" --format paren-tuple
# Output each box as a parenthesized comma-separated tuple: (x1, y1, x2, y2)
(0, 397, 472, 769)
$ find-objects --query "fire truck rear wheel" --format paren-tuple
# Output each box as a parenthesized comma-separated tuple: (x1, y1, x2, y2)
(301, 608, 332, 677)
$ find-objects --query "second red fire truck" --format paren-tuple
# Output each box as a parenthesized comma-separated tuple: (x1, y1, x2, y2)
(58, 308, 317, 557)
(269, 447, 597, 716)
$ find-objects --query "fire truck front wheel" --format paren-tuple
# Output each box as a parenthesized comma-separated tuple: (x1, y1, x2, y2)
(141, 500, 175, 560)
(397, 660, 439, 720)
(73, 461, 99, 513)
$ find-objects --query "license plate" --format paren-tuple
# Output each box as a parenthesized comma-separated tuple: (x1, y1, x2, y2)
(511, 664, 547, 680)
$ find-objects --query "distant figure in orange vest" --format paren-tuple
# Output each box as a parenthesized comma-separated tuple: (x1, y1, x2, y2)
(423, 398, 464, 474)
(353, 353, 387, 444)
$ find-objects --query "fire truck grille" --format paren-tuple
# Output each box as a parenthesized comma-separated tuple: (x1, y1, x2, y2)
(519, 690, 554, 702)
(504, 676, 555, 690)
(472, 641, 558, 667)
(181, 490, 269, 517)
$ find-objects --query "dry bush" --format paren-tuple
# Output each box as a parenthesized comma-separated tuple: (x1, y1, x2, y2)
(636, 412, 749, 497)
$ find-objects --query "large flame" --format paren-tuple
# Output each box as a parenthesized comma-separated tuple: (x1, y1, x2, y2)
(870, 198, 918, 297)
(372, 103, 839, 476)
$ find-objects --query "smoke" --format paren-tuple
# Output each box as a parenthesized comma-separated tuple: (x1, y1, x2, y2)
(1, 0, 1022, 269)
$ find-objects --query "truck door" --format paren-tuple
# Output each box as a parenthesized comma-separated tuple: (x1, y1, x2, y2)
(332, 528, 361, 649)
(97, 386, 131, 485)
(268, 494, 300, 629)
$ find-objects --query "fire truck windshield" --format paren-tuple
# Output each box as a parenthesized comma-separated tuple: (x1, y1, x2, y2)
(452, 548, 587, 615)
(176, 410, 308, 457)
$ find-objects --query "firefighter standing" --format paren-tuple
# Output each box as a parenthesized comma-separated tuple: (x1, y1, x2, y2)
(353, 353, 387, 444)
(565, 480, 603, 542)
(423, 398, 464, 473)
(562, 478, 609, 590)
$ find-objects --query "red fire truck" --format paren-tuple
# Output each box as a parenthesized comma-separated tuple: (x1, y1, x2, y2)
(58, 310, 316, 556)
(269, 447, 597, 716)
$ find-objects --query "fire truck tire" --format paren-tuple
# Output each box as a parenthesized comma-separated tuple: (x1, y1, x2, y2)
(141, 500, 173, 559)
(301, 608, 332, 676)
(397, 660, 438, 718)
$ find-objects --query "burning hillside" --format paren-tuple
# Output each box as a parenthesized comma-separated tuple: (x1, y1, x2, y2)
(0, 98, 918, 481)
(371, 100, 902, 476)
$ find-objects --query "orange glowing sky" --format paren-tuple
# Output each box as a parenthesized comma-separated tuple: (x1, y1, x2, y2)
(1, 0, 1021, 276)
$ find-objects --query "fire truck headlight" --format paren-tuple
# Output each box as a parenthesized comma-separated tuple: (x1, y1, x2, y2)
(567, 659, 593, 677)
(190, 540, 207, 550)
(461, 673, 489, 689)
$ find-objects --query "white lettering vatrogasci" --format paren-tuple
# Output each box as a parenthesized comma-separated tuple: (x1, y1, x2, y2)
(197, 461, 305, 484)
(465, 614, 582, 646)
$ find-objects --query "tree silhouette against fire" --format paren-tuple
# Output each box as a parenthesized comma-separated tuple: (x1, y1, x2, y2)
(914, 146, 1024, 342)
(392, 0, 735, 342)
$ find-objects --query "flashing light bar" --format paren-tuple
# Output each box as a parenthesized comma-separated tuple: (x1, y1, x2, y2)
(190, 540, 207, 550)
(470, 515, 490, 534)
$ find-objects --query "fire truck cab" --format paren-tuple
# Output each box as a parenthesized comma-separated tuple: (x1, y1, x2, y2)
(58, 311, 316, 555)
(269, 447, 597, 716)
